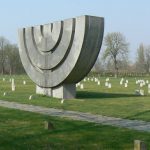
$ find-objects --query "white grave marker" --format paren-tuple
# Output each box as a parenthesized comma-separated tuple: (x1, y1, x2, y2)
(29, 95, 32, 100)
(146, 80, 149, 84)
(3, 92, 6, 96)
(61, 99, 64, 104)
(124, 83, 128, 87)
(106, 78, 109, 82)
(140, 83, 143, 87)
(11, 78, 15, 91)
(108, 83, 112, 88)
(148, 84, 150, 94)
(105, 82, 109, 87)
(23, 80, 26, 85)
(140, 89, 144, 96)
(80, 84, 84, 89)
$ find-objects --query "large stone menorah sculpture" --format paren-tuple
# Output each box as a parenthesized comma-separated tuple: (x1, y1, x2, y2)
(18, 15, 104, 99)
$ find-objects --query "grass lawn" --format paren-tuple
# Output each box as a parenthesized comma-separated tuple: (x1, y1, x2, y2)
(0, 75, 150, 121)
(0, 106, 150, 150)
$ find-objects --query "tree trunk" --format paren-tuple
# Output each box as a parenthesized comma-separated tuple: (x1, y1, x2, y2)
(114, 59, 118, 78)
(1, 63, 4, 75)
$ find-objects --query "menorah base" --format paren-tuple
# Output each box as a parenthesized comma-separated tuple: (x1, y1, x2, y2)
(36, 84, 76, 99)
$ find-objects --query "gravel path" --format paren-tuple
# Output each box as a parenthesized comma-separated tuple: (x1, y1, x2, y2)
(0, 100, 150, 132)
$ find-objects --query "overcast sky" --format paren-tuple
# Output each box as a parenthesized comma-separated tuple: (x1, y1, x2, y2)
(0, 0, 150, 61)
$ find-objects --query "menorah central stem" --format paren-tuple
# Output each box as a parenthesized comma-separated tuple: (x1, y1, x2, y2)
(36, 84, 76, 99)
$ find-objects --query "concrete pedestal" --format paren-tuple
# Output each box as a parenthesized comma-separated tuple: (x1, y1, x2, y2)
(36, 84, 76, 99)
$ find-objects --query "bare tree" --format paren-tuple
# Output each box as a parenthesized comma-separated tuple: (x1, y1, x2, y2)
(135, 44, 150, 74)
(4, 44, 25, 75)
(144, 46, 150, 74)
(136, 44, 145, 73)
(103, 32, 129, 77)
(0, 36, 25, 75)
(0, 36, 9, 75)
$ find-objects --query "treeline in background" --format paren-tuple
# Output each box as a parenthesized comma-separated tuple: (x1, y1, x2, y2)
(0, 36, 25, 75)
(0, 32, 150, 76)
(93, 32, 150, 77)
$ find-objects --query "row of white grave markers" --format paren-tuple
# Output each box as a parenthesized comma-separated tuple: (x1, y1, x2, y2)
(136, 79, 150, 96)
(105, 78, 112, 88)
(1, 78, 27, 96)
(120, 78, 128, 87)
(136, 79, 149, 87)
(87, 77, 101, 86)
(77, 77, 101, 89)
(2, 77, 26, 85)
(76, 82, 84, 89)
(135, 89, 144, 96)
(3, 76, 150, 98)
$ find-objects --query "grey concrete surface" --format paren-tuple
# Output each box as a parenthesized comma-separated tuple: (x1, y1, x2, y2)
(18, 15, 104, 98)
(0, 100, 150, 132)
(36, 84, 76, 99)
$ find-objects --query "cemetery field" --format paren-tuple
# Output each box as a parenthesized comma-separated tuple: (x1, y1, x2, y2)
(0, 75, 150, 121)
(1, 106, 150, 149)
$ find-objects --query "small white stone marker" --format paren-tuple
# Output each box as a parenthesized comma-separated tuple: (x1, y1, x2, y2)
(108, 83, 112, 88)
(140, 83, 143, 87)
(80, 84, 84, 89)
(97, 81, 100, 85)
(146, 80, 149, 84)
(61, 99, 64, 104)
(135, 90, 140, 95)
(11, 78, 16, 91)
(124, 83, 128, 87)
(140, 89, 144, 96)
(23, 80, 26, 85)
(29, 95, 32, 100)
(148, 84, 150, 94)
(120, 78, 124, 85)
(106, 77, 109, 81)
(95, 78, 98, 82)
(126, 80, 128, 83)
(105, 82, 109, 87)
(83, 78, 86, 82)
(3, 92, 6, 96)
(76, 82, 80, 87)
(135, 90, 144, 96)
(3, 78, 5, 81)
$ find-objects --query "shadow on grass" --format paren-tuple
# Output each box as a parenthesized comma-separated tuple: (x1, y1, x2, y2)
(77, 91, 139, 99)
(125, 110, 150, 121)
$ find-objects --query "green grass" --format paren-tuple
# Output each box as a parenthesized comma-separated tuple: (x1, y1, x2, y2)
(0, 75, 150, 121)
(1, 106, 150, 150)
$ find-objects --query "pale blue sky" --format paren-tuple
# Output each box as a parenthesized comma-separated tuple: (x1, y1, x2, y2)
(0, 0, 150, 60)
